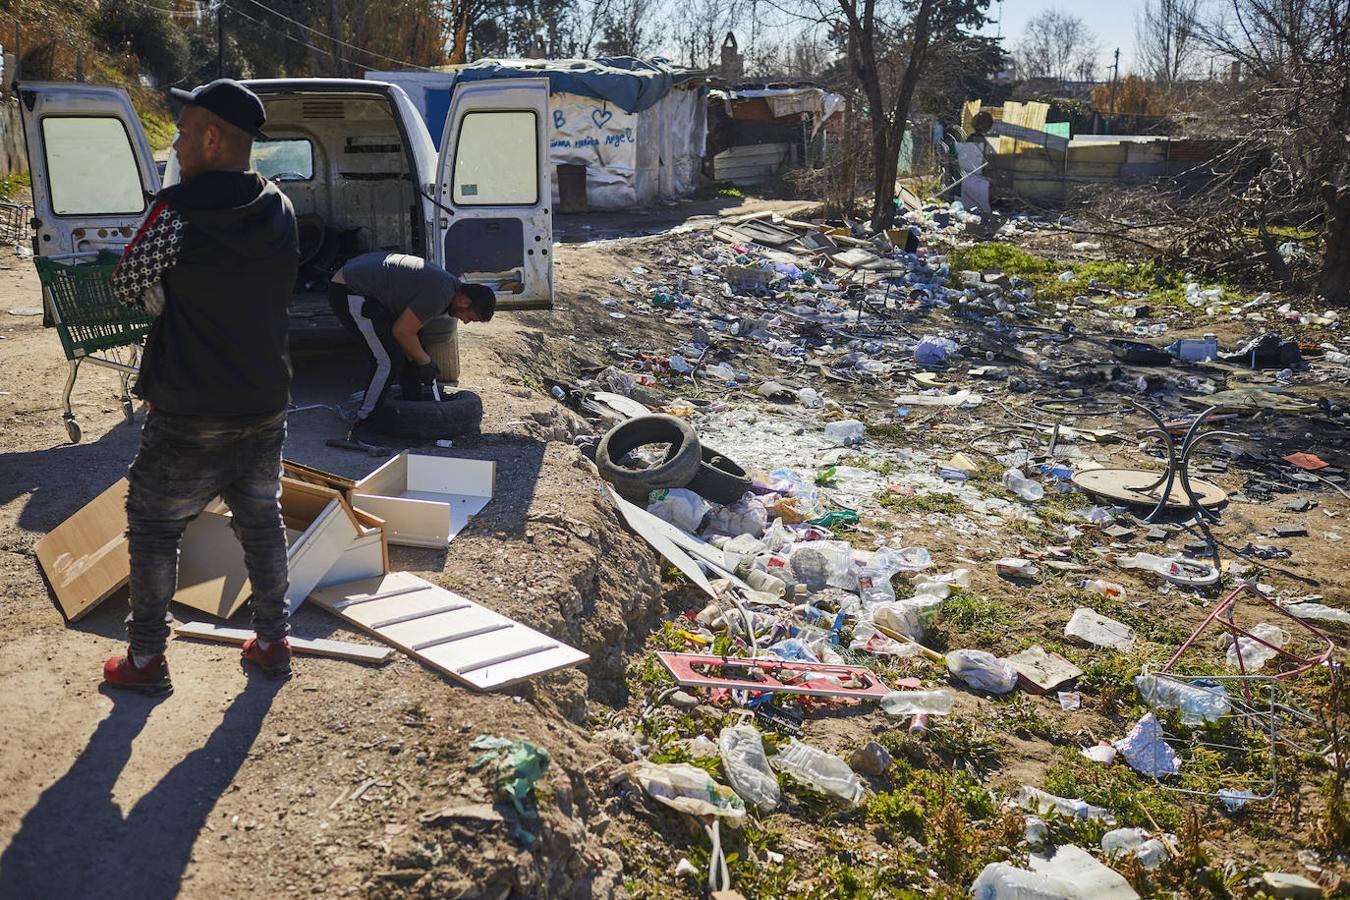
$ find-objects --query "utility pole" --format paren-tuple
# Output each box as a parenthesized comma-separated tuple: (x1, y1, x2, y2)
(217, 2, 224, 78)
(1109, 47, 1120, 124)
(328, 0, 343, 77)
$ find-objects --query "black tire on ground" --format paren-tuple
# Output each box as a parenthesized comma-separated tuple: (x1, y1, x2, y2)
(364, 388, 484, 440)
(595, 414, 702, 500)
(686, 446, 752, 504)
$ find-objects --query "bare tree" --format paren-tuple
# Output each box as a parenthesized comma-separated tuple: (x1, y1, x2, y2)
(1198, 0, 1350, 301)
(1135, 0, 1201, 85)
(1014, 8, 1099, 86)
(670, 0, 741, 68)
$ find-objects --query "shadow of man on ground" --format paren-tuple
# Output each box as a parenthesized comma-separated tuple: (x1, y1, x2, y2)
(0, 678, 282, 900)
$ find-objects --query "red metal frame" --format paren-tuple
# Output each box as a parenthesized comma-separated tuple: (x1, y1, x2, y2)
(657, 652, 893, 700)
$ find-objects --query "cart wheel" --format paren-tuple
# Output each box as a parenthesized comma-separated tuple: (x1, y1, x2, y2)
(64, 418, 82, 444)
(121, 398, 135, 423)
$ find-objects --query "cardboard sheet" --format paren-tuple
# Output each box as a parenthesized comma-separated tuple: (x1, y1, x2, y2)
(35, 479, 131, 622)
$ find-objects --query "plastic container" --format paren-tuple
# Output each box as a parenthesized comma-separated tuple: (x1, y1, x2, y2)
(1166, 333, 1218, 362)
(824, 419, 866, 447)
(1135, 674, 1231, 725)
(1002, 468, 1044, 501)
(881, 689, 955, 716)
(718, 725, 781, 813)
(770, 740, 865, 806)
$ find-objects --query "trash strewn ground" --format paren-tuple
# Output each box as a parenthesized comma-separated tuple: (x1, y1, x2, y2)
(1, 191, 1348, 898)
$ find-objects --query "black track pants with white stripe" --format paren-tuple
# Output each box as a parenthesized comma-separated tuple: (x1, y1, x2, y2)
(328, 282, 405, 421)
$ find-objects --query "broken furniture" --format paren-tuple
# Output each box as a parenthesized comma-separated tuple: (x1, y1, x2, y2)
(309, 572, 588, 690)
(36, 476, 388, 622)
(1071, 401, 1231, 523)
(351, 451, 495, 548)
(35, 254, 154, 443)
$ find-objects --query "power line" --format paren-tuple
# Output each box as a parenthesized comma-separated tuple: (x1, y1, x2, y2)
(232, 0, 431, 70)
(218, 1, 379, 71)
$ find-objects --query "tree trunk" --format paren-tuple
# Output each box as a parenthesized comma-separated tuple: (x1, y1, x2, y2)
(448, 0, 472, 64)
(868, 0, 935, 232)
(1321, 182, 1350, 304)
(327, 0, 343, 76)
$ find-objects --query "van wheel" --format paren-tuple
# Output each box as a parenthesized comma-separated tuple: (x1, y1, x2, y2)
(364, 388, 483, 440)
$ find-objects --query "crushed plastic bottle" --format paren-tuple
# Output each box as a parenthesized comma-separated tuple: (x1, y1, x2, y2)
(718, 725, 781, 813)
(1002, 468, 1044, 501)
(1226, 623, 1289, 671)
(1017, 785, 1116, 823)
(881, 689, 955, 716)
(1135, 674, 1231, 726)
(824, 419, 866, 447)
(771, 740, 864, 806)
(796, 387, 823, 408)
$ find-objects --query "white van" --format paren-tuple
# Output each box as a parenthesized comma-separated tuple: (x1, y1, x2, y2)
(17, 77, 554, 378)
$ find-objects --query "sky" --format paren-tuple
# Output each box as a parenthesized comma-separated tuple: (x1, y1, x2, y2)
(980, 0, 1150, 75)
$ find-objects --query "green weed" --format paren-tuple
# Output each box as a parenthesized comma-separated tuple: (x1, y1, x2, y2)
(1042, 747, 1180, 829)
(0, 171, 30, 200)
(877, 492, 967, 516)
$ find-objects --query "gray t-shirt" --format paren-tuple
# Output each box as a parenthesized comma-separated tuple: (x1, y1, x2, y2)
(338, 253, 462, 322)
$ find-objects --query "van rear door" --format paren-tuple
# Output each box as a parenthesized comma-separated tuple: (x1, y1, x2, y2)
(17, 82, 161, 257)
(433, 78, 552, 310)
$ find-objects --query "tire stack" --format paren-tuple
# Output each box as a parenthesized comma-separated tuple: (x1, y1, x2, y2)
(595, 414, 751, 505)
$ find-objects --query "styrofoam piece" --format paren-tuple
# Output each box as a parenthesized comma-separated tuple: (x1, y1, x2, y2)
(308, 572, 587, 690)
(352, 452, 494, 548)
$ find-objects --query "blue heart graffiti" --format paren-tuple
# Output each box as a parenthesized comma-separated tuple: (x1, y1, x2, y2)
(591, 107, 614, 129)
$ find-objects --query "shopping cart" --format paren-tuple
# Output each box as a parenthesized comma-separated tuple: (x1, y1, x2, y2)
(33, 252, 154, 443)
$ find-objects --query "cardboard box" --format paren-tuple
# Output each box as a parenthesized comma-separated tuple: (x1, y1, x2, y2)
(351, 452, 494, 549)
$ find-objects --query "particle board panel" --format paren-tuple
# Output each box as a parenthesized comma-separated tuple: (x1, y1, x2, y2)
(175, 512, 252, 619)
(351, 452, 495, 548)
(309, 572, 588, 690)
(172, 621, 395, 664)
(317, 530, 387, 590)
(35, 478, 131, 622)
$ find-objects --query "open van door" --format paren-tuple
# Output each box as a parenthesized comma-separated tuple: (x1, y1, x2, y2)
(433, 78, 552, 311)
(17, 82, 160, 257)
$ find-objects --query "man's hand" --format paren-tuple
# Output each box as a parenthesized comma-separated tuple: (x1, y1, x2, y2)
(415, 360, 441, 385)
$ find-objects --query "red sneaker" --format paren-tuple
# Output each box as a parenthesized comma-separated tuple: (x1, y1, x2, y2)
(241, 637, 292, 680)
(103, 652, 173, 696)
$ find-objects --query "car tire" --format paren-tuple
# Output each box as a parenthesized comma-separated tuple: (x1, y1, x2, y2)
(686, 446, 752, 504)
(364, 388, 484, 440)
(596, 414, 702, 501)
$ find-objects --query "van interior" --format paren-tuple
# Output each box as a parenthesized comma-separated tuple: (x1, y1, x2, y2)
(250, 90, 427, 348)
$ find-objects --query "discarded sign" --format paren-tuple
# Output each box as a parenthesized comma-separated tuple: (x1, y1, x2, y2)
(657, 651, 893, 700)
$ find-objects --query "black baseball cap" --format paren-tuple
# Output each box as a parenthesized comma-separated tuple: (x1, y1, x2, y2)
(169, 79, 267, 139)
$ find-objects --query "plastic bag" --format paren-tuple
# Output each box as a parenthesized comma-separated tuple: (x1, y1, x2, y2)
(646, 488, 709, 534)
(705, 494, 769, 538)
(945, 649, 1018, 694)
(718, 725, 781, 813)
(1114, 713, 1181, 777)
(633, 761, 746, 824)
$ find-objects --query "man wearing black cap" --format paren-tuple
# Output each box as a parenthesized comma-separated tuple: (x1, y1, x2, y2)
(104, 79, 299, 694)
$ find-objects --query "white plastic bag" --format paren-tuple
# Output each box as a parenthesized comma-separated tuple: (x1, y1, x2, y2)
(646, 488, 709, 534)
(946, 649, 1018, 694)
(718, 725, 781, 813)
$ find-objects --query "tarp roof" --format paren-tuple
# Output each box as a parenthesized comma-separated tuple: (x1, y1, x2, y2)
(454, 56, 694, 114)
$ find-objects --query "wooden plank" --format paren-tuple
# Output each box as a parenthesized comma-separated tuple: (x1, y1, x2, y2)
(282, 458, 358, 493)
(172, 621, 394, 664)
(175, 512, 252, 619)
(406, 455, 494, 499)
(35, 478, 131, 622)
(309, 573, 588, 691)
(353, 451, 408, 499)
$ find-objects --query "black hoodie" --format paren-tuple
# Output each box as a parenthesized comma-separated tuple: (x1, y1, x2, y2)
(130, 171, 298, 417)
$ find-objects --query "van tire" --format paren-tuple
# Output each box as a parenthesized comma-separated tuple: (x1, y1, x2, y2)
(364, 388, 483, 440)
(596, 414, 702, 501)
(686, 447, 752, 504)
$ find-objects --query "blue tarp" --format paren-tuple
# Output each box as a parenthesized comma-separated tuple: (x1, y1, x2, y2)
(453, 57, 681, 114)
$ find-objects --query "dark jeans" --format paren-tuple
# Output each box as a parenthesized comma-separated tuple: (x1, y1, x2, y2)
(125, 409, 290, 656)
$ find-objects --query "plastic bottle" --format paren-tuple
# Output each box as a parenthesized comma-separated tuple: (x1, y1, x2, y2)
(770, 740, 865, 806)
(1135, 674, 1231, 725)
(856, 566, 896, 606)
(1080, 579, 1126, 600)
(1002, 468, 1044, 501)
(718, 725, 781, 813)
(824, 419, 866, 447)
(881, 689, 955, 716)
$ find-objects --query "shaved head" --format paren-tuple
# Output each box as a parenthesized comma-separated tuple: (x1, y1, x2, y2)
(173, 103, 254, 179)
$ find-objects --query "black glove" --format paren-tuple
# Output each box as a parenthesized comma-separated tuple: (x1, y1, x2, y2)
(416, 360, 440, 385)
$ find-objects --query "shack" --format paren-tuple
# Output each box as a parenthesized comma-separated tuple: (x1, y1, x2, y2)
(368, 57, 708, 210)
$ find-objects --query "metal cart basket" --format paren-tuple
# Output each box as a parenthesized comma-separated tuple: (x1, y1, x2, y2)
(33, 253, 154, 443)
